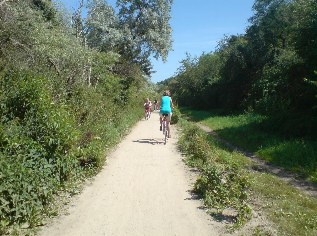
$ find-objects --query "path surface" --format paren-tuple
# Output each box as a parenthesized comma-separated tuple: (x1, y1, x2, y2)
(39, 112, 221, 236)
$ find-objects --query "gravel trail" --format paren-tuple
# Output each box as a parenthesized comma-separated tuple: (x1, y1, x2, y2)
(39, 111, 220, 236)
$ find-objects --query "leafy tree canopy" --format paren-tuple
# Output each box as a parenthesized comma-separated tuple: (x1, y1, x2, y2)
(72, 0, 173, 76)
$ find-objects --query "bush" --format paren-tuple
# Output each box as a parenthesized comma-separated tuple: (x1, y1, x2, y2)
(194, 164, 251, 226)
(0, 71, 79, 231)
(178, 121, 252, 227)
(171, 106, 180, 124)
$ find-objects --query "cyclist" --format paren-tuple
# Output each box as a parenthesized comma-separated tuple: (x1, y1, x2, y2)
(153, 99, 158, 111)
(159, 90, 174, 138)
(144, 98, 151, 119)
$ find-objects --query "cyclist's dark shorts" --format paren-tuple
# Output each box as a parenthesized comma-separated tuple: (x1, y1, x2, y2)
(159, 112, 172, 121)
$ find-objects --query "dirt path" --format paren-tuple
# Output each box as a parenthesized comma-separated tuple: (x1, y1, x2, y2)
(196, 123, 317, 198)
(39, 112, 222, 236)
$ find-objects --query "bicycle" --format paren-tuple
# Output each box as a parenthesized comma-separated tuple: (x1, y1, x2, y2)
(162, 113, 168, 144)
(144, 108, 150, 120)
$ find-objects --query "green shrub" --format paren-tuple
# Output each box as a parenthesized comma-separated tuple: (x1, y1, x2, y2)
(0, 72, 80, 231)
(171, 106, 180, 124)
(194, 164, 251, 226)
(178, 120, 252, 228)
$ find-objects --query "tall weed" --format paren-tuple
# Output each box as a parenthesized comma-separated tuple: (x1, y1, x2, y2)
(178, 121, 252, 228)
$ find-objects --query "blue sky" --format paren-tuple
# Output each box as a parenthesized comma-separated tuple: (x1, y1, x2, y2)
(54, 0, 255, 83)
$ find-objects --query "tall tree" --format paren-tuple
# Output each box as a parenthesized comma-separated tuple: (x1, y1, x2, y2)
(86, 0, 122, 51)
(246, 0, 317, 114)
(116, 0, 173, 75)
(72, 0, 85, 40)
(32, 0, 58, 22)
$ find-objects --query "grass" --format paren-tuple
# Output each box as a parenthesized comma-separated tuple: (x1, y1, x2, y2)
(250, 172, 317, 236)
(177, 120, 253, 228)
(180, 108, 317, 183)
(177, 116, 317, 235)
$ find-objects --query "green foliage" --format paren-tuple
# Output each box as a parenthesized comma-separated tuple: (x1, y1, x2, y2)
(73, 0, 173, 76)
(178, 122, 252, 228)
(68, 78, 144, 170)
(251, 172, 317, 236)
(86, 0, 121, 51)
(180, 109, 317, 235)
(171, 106, 180, 124)
(32, 0, 58, 22)
(182, 108, 317, 183)
(115, 0, 172, 75)
(0, 72, 79, 232)
(0, 0, 150, 233)
(1, 153, 58, 228)
(194, 164, 251, 227)
(162, 0, 317, 137)
(117, 0, 173, 61)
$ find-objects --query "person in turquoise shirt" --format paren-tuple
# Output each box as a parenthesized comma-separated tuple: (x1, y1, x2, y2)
(159, 90, 174, 138)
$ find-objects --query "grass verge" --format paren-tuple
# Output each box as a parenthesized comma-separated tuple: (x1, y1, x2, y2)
(180, 108, 317, 183)
(177, 116, 317, 235)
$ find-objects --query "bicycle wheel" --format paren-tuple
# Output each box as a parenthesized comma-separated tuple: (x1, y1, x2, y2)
(164, 129, 167, 145)
(163, 120, 167, 144)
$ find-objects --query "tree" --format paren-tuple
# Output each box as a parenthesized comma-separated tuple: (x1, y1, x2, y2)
(72, 0, 85, 40)
(86, 0, 122, 51)
(116, 0, 173, 75)
(246, 0, 317, 115)
(32, 0, 58, 22)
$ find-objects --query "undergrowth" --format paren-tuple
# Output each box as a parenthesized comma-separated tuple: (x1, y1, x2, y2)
(181, 108, 317, 184)
(179, 109, 317, 235)
(178, 119, 252, 229)
(0, 71, 144, 235)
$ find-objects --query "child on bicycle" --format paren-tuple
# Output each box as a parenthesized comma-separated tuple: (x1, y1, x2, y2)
(159, 90, 174, 138)
(144, 98, 151, 119)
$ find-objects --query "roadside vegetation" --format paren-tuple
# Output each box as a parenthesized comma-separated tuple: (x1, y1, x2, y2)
(0, 0, 172, 234)
(160, 0, 317, 234)
(181, 108, 317, 184)
(177, 116, 317, 235)
(1, 0, 316, 235)
(178, 119, 252, 229)
(160, 0, 317, 140)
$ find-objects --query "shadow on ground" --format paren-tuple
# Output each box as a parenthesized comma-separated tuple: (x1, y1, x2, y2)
(133, 138, 165, 145)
